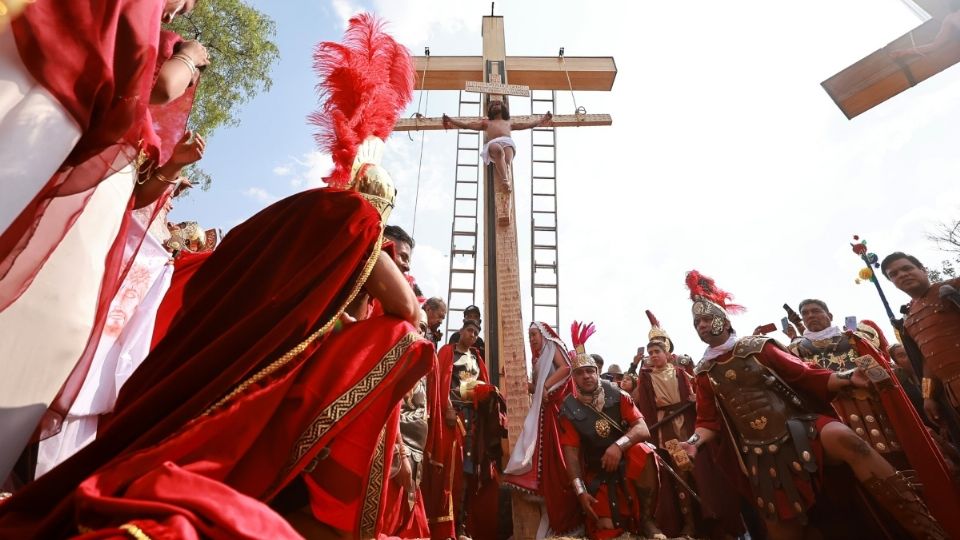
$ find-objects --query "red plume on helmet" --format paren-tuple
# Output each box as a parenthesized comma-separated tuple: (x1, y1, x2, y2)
(685, 270, 745, 314)
(309, 13, 414, 187)
(570, 321, 597, 351)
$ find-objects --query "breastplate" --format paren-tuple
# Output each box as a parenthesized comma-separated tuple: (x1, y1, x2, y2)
(561, 381, 625, 469)
(706, 355, 808, 446)
(792, 335, 857, 371)
(905, 289, 960, 376)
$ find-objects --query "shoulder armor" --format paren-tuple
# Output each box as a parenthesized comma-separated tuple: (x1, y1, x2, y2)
(694, 357, 715, 375)
(600, 380, 621, 408)
(560, 394, 587, 421)
(733, 335, 773, 358)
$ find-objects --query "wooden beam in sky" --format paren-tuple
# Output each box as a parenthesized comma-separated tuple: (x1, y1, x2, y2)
(413, 55, 617, 91)
(393, 113, 612, 132)
(822, 4, 960, 119)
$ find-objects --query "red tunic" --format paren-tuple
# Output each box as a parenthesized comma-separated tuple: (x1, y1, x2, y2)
(0, 189, 421, 538)
(559, 393, 654, 539)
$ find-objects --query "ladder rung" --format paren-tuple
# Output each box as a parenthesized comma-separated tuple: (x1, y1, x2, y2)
(450, 288, 475, 294)
(532, 226, 557, 232)
(531, 176, 556, 180)
(533, 244, 557, 250)
(531, 192, 556, 197)
(450, 268, 475, 274)
(532, 144, 555, 147)
(534, 264, 557, 269)
(453, 231, 476, 236)
(454, 197, 477, 201)
(453, 215, 477, 219)
(456, 179, 478, 184)
(532, 159, 555, 164)
(457, 163, 479, 168)
(457, 147, 479, 151)
(531, 210, 555, 215)
(533, 302, 558, 308)
(452, 249, 475, 255)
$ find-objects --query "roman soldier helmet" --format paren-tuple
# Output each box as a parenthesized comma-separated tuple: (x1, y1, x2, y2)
(686, 270, 745, 336)
(646, 309, 674, 352)
(570, 321, 598, 370)
(311, 14, 414, 222)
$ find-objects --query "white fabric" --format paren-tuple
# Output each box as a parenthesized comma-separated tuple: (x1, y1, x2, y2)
(803, 325, 842, 341)
(35, 219, 173, 476)
(504, 325, 570, 476)
(0, 164, 135, 481)
(700, 333, 739, 362)
(480, 135, 516, 165)
(0, 29, 82, 233)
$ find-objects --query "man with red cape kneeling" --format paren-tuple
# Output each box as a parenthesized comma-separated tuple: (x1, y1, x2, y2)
(0, 14, 434, 540)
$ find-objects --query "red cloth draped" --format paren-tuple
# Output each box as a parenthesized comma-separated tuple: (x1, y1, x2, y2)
(847, 332, 960, 539)
(149, 250, 213, 350)
(65, 316, 431, 539)
(1, 0, 163, 310)
(0, 188, 386, 536)
(502, 378, 581, 534)
(12, 23, 194, 439)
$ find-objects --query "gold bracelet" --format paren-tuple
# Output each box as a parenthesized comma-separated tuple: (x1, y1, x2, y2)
(154, 173, 180, 185)
(922, 377, 934, 399)
(170, 53, 197, 75)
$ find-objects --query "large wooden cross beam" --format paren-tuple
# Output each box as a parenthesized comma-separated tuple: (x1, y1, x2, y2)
(397, 14, 615, 538)
(822, 0, 960, 119)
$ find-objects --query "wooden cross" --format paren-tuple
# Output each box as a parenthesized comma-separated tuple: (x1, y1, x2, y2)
(394, 14, 615, 537)
(822, 0, 960, 119)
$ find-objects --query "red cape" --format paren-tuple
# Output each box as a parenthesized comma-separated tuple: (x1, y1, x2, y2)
(0, 188, 389, 536)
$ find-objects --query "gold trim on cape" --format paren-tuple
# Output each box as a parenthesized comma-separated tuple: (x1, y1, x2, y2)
(272, 332, 421, 491)
(359, 427, 388, 538)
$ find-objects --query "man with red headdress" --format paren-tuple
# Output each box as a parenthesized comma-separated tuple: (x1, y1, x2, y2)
(559, 322, 664, 540)
(680, 270, 949, 540)
(0, 15, 432, 539)
(502, 321, 580, 537)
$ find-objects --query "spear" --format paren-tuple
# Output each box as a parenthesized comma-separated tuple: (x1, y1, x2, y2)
(850, 235, 896, 323)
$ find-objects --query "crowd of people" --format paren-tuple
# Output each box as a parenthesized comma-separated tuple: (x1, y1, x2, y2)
(2, 3, 960, 540)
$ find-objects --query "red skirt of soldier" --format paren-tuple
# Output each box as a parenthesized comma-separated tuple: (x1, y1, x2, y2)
(582, 443, 654, 540)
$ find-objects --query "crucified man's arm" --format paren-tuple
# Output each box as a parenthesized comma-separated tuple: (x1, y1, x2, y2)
(510, 111, 553, 131)
(442, 114, 485, 131)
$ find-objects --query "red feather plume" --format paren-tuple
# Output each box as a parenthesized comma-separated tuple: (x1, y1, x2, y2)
(570, 320, 597, 350)
(685, 270, 745, 314)
(645, 310, 660, 328)
(309, 13, 414, 187)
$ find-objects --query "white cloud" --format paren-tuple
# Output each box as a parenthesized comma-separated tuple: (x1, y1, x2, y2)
(242, 187, 279, 205)
(330, 0, 361, 28)
(272, 165, 292, 176)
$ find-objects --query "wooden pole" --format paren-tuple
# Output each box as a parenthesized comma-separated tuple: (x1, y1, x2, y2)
(480, 15, 541, 539)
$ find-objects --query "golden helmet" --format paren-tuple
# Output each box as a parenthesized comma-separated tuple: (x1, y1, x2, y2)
(349, 136, 396, 222)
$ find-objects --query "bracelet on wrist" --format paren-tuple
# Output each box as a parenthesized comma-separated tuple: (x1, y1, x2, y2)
(171, 53, 197, 75)
(153, 173, 180, 185)
(922, 377, 935, 399)
(615, 435, 631, 451)
(686, 432, 701, 447)
(573, 478, 586, 496)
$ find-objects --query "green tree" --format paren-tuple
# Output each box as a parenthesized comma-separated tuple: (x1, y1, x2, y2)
(168, 0, 279, 188)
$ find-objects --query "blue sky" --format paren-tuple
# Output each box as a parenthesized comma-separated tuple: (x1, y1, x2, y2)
(171, 0, 960, 367)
